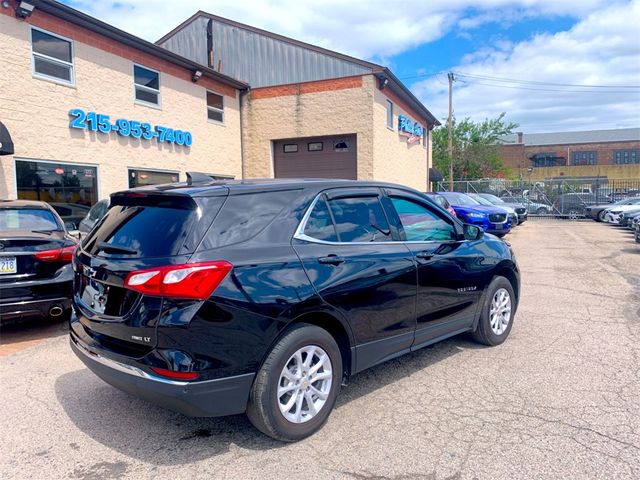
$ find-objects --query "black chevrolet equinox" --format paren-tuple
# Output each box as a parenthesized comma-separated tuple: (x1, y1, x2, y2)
(70, 175, 520, 441)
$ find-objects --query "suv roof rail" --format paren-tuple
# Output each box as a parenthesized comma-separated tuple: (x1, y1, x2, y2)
(186, 171, 213, 185)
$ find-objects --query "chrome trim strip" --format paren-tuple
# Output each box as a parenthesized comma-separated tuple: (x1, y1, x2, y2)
(72, 338, 254, 386)
(293, 192, 461, 246)
(0, 296, 68, 307)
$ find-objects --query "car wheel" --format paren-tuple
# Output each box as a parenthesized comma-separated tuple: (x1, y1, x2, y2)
(567, 209, 580, 220)
(472, 277, 516, 346)
(536, 207, 547, 214)
(246, 323, 342, 442)
(596, 210, 607, 222)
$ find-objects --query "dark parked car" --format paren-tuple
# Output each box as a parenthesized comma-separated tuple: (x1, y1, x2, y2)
(500, 195, 551, 214)
(585, 197, 640, 222)
(50, 202, 91, 231)
(438, 192, 512, 237)
(70, 177, 520, 441)
(78, 199, 110, 236)
(0, 200, 77, 324)
(552, 193, 599, 218)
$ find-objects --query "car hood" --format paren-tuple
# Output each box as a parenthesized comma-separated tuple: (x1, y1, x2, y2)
(452, 205, 508, 216)
(610, 205, 640, 213)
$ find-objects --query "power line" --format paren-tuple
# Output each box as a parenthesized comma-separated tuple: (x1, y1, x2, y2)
(454, 72, 640, 89)
(456, 78, 639, 94)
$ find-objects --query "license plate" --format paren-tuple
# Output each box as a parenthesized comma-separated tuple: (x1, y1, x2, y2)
(494, 223, 503, 230)
(0, 257, 17, 274)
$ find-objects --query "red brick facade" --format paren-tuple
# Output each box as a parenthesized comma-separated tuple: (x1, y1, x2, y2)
(500, 140, 640, 170)
(1, 0, 237, 97)
(249, 75, 364, 100)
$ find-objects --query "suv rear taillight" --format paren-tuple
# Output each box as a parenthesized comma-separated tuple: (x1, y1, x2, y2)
(34, 245, 76, 262)
(124, 261, 232, 300)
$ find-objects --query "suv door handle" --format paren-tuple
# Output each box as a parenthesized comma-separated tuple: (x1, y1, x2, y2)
(415, 251, 434, 260)
(318, 255, 345, 265)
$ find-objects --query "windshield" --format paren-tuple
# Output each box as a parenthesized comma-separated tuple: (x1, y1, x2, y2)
(0, 208, 60, 232)
(443, 193, 480, 206)
(480, 194, 504, 204)
(469, 194, 494, 206)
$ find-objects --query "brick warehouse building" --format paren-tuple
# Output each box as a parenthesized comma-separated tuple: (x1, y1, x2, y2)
(0, 0, 438, 227)
(500, 128, 640, 181)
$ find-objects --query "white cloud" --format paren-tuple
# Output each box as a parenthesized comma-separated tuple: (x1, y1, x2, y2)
(413, 0, 640, 132)
(64, 0, 638, 131)
(68, 0, 609, 58)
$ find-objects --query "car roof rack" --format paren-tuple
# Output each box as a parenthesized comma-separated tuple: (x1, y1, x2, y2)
(186, 171, 213, 185)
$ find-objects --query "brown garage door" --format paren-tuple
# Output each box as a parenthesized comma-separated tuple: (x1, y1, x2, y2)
(273, 135, 357, 179)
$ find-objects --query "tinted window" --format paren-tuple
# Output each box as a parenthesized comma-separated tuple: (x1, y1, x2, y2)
(202, 190, 301, 249)
(134, 65, 159, 90)
(0, 208, 60, 231)
(391, 198, 456, 242)
(328, 196, 391, 243)
(84, 205, 196, 257)
(303, 196, 338, 242)
(32, 29, 72, 62)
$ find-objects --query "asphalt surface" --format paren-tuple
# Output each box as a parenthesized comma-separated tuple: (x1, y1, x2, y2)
(1, 222, 639, 480)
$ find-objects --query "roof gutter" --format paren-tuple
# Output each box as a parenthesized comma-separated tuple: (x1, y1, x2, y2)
(376, 68, 440, 127)
(31, 0, 248, 90)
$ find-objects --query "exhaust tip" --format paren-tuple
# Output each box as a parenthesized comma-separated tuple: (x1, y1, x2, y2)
(49, 305, 64, 317)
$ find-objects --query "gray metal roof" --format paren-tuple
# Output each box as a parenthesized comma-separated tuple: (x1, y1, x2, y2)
(157, 12, 439, 125)
(502, 128, 640, 146)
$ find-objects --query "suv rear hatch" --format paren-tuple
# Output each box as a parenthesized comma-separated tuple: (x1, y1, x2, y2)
(73, 190, 227, 357)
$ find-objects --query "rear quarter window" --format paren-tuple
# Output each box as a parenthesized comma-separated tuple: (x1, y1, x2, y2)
(201, 190, 301, 249)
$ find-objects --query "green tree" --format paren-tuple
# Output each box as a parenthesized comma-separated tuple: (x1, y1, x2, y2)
(433, 112, 518, 182)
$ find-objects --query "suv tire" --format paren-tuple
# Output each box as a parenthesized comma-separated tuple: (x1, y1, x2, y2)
(472, 276, 516, 346)
(246, 323, 342, 442)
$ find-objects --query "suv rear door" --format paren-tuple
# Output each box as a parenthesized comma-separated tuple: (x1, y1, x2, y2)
(292, 188, 417, 372)
(73, 191, 226, 354)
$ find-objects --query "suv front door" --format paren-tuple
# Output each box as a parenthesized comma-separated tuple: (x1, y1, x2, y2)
(292, 188, 417, 373)
(384, 189, 483, 349)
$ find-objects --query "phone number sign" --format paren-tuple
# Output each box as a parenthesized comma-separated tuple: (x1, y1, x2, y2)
(68, 109, 193, 146)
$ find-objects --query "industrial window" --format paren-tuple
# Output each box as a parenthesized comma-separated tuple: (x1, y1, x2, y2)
(283, 144, 298, 153)
(31, 27, 74, 86)
(128, 169, 178, 188)
(572, 151, 597, 166)
(386, 100, 394, 129)
(134, 64, 160, 107)
(531, 152, 558, 168)
(308, 142, 323, 152)
(206, 91, 224, 123)
(614, 150, 639, 165)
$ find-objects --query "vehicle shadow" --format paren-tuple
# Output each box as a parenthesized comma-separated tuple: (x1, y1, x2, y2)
(54, 334, 477, 464)
(0, 317, 68, 355)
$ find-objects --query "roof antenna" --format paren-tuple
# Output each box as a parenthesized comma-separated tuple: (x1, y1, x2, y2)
(186, 171, 213, 185)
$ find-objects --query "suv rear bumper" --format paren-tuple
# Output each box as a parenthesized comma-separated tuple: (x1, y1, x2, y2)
(0, 296, 71, 323)
(70, 333, 255, 417)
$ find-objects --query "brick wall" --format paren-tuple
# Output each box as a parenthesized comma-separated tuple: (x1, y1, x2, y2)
(0, 10, 242, 200)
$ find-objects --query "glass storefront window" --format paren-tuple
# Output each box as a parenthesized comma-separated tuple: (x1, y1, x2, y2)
(15, 159, 98, 229)
(128, 169, 179, 188)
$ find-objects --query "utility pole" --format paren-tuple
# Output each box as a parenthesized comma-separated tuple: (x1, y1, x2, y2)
(447, 72, 455, 191)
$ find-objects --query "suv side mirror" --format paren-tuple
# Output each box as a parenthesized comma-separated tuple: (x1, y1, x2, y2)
(463, 224, 483, 240)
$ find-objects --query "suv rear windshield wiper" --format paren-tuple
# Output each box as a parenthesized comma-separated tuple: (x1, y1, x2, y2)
(95, 242, 138, 255)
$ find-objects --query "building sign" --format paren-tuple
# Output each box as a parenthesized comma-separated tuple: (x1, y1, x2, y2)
(68, 109, 193, 146)
(398, 115, 423, 144)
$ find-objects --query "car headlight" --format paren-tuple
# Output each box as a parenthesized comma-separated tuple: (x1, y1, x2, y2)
(465, 212, 485, 219)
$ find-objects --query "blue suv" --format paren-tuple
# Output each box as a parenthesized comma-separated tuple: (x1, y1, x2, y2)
(439, 192, 512, 237)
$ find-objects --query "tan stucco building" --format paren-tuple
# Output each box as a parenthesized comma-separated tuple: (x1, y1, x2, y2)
(0, 1, 439, 226)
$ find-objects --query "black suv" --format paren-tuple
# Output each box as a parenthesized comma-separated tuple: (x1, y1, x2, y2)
(70, 177, 520, 441)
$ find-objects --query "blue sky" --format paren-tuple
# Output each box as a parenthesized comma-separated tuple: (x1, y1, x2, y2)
(62, 0, 640, 132)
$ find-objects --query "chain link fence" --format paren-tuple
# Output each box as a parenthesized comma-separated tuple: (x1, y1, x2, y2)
(434, 178, 640, 220)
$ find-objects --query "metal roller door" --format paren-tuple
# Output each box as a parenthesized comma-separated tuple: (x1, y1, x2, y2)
(273, 135, 357, 179)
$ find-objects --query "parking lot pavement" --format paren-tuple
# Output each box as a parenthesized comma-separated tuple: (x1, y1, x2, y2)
(1, 223, 638, 480)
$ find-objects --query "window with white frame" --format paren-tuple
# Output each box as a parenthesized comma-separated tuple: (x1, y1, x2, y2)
(386, 100, 394, 128)
(134, 65, 160, 106)
(207, 91, 224, 123)
(31, 27, 74, 85)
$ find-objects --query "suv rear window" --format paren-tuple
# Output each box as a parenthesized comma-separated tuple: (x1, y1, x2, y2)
(83, 205, 196, 257)
(0, 208, 60, 231)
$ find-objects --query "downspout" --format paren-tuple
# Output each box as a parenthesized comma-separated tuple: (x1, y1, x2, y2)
(239, 88, 249, 179)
